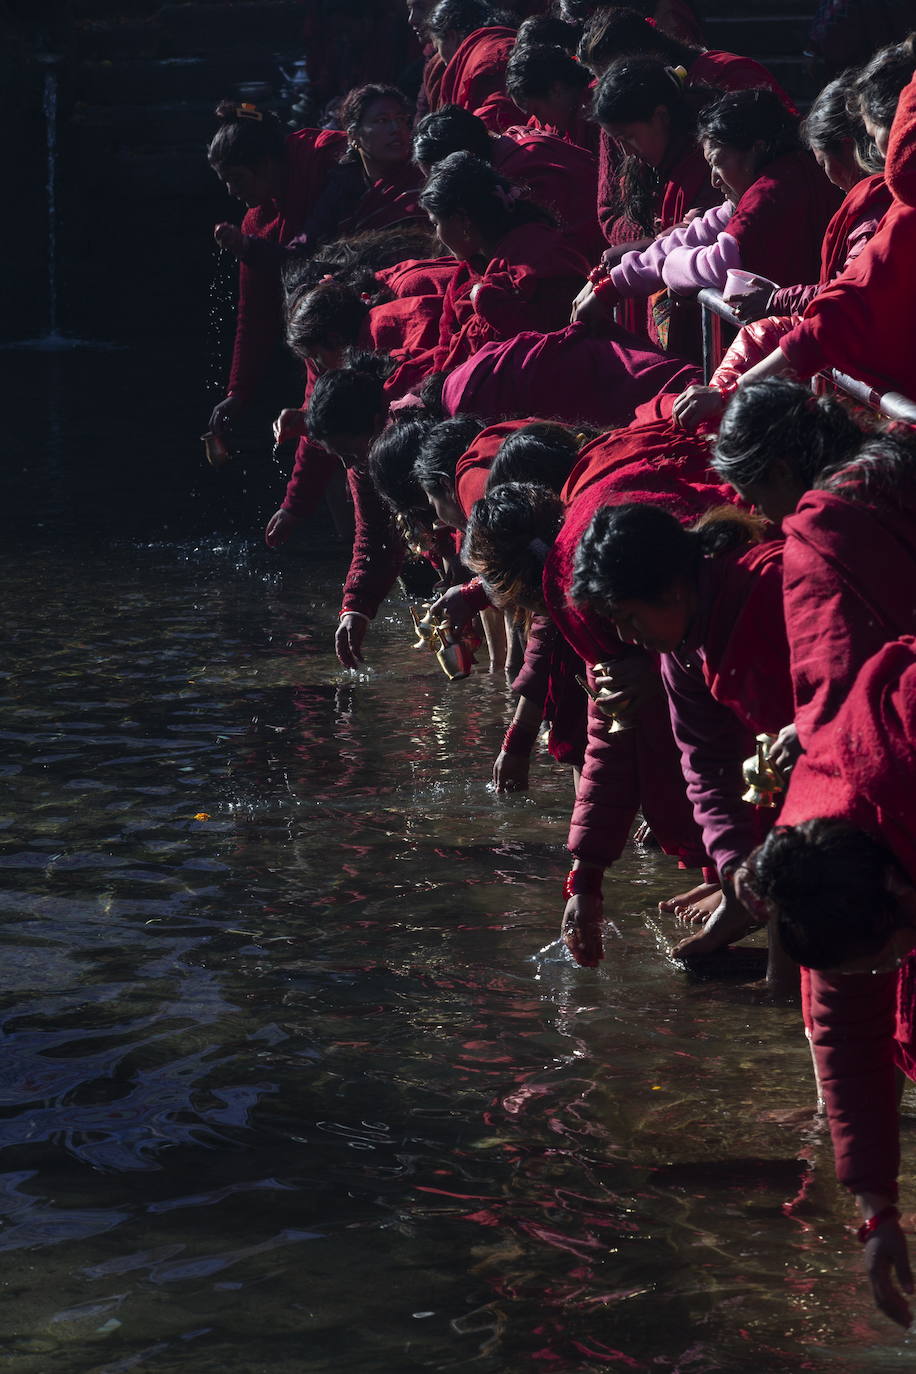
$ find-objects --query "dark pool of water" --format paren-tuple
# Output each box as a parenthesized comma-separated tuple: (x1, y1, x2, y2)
(2, 533, 915, 1374)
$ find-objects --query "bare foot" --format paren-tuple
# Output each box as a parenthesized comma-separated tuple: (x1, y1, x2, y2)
(659, 881, 720, 916)
(674, 894, 754, 958)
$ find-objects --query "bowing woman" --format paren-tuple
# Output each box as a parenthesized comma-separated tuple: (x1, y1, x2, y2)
(418, 151, 590, 372)
(426, 0, 524, 131)
(569, 501, 797, 986)
(207, 86, 424, 440)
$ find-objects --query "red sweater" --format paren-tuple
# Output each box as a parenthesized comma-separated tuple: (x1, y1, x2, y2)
(430, 221, 589, 373)
(769, 173, 891, 315)
(494, 126, 604, 263)
(438, 27, 525, 132)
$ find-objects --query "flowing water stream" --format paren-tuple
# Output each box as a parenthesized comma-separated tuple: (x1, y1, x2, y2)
(2, 529, 915, 1373)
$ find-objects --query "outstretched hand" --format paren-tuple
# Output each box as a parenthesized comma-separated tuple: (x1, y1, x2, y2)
(427, 584, 474, 630)
(672, 384, 726, 431)
(336, 613, 368, 669)
(562, 893, 604, 967)
(264, 508, 301, 549)
(213, 222, 248, 258)
(864, 1217, 914, 1328)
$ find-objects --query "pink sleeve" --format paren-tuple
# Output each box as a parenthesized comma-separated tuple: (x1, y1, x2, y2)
(609, 203, 732, 298)
(662, 229, 742, 295)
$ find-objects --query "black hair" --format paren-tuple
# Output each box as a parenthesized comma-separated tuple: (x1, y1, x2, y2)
(281, 225, 438, 305)
(307, 364, 390, 444)
(427, 0, 517, 40)
(803, 70, 880, 171)
(506, 42, 592, 102)
(816, 427, 916, 504)
(414, 414, 487, 494)
(413, 105, 494, 168)
(338, 84, 413, 165)
(746, 821, 903, 970)
(592, 58, 713, 231)
(419, 150, 556, 239)
(208, 100, 287, 170)
(486, 422, 585, 493)
(414, 371, 449, 420)
(368, 416, 438, 515)
(559, 0, 601, 23)
(515, 14, 581, 52)
(462, 481, 563, 613)
(578, 7, 699, 73)
(697, 87, 801, 167)
(853, 34, 916, 131)
(285, 281, 375, 358)
(571, 502, 761, 610)
(712, 379, 864, 492)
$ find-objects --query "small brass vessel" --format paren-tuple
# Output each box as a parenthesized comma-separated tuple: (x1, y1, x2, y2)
(409, 605, 477, 681)
(577, 663, 632, 733)
(741, 733, 785, 807)
(396, 512, 437, 559)
(201, 431, 230, 469)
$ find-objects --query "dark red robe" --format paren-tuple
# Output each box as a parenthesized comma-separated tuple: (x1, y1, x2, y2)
(438, 26, 525, 132)
(441, 321, 700, 427)
(495, 126, 604, 262)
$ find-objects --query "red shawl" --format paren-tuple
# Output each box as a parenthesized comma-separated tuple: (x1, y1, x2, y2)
(781, 475, 916, 750)
(377, 256, 459, 298)
(454, 417, 541, 518)
(689, 50, 796, 113)
(769, 173, 891, 315)
(431, 221, 589, 373)
(438, 26, 525, 132)
(495, 126, 604, 262)
(441, 322, 701, 428)
(336, 161, 426, 237)
(723, 151, 842, 291)
(526, 109, 601, 158)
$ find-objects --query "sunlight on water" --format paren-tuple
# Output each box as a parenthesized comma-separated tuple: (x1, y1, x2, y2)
(0, 539, 914, 1372)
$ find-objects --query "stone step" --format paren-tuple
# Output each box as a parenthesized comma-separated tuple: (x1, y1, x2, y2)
(73, 98, 221, 147)
(703, 14, 814, 55)
(73, 17, 163, 61)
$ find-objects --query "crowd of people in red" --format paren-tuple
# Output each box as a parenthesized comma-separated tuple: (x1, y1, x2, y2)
(206, 0, 916, 1330)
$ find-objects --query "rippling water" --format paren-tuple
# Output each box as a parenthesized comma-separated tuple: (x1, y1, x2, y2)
(1, 537, 914, 1373)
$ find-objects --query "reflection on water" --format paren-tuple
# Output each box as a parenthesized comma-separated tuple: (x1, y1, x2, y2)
(1, 538, 914, 1373)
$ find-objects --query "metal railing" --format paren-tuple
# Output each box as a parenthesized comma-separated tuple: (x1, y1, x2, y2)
(697, 287, 916, 426)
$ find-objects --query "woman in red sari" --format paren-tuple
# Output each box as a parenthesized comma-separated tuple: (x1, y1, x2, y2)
(207, 87, 424, 441)
(418, 151, 590, 372)
(745, 637, 916, 1328)
(427, 0, 524, 130)
(505, 41, 600, 153)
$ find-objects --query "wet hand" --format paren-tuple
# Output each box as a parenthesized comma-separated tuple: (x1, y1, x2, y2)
(672, 384, 726, 431)
(724, 283, 773, 323)
(493, 750, 530, 793)
(273, 408, 308, 444)
(214, 222, 247, 257)
(336, 613, 368, 669)
(864, 1218, 914, 1328)
(209, 395, 245, 438)
(264, 508, 301, 549)
(561, 893, 604, 967)
(427, 584, 474, 630)
(767, 722, 801, 778)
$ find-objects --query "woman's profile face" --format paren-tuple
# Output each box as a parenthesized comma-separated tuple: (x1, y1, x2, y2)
(213, 160, 275, 208)
(702, 138, 764, 203)
(426, 208, 483, 261)
(605, 586, 691, 654)
(606, 104, 670, 167)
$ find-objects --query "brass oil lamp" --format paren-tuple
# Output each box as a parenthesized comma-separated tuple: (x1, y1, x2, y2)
(409, 605, 478, 682)
(741, 733, 786, 807)
(576, 662, 632, 733)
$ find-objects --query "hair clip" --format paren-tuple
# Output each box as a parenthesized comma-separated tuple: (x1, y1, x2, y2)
(235, 103, 263, 121)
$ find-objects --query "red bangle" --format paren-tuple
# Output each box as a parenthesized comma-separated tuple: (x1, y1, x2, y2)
(502, 723, 538, 756)
(857, 1206, 900, 1243)
(563, 867, 603, 900)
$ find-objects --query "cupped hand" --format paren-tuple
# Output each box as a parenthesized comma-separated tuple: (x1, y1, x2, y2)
(864, 1218, 914, 1328)
(273, 407, 308, 444)
(561, 893, 605, 967)
(427, 583, 473, 630)
(336, 613, 368, 669)
(264, 508, 300, 549)
(214, 222, 247, 257)
(724, 283, 773, 324)
(672, 384, 726, 432)
(593, 654, 662, 724)
(209, 395, 245, 438)
(493, 750, 530, 793)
